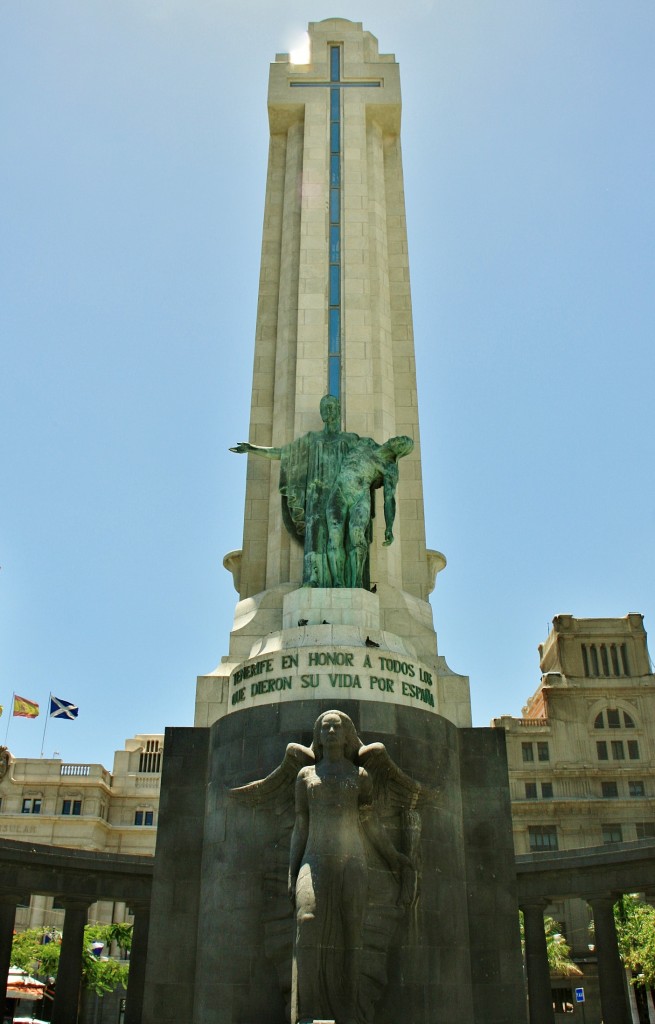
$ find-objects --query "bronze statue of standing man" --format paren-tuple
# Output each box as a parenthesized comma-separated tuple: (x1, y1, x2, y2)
(230, 395, 358, 587)
(231, 396, 413, 590)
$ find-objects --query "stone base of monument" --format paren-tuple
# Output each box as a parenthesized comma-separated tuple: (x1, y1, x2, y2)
(282, 586, 380, 630)
(141, 701, 528, 1024)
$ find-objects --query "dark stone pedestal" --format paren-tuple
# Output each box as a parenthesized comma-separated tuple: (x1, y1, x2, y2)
(142, 702, 526, 1024)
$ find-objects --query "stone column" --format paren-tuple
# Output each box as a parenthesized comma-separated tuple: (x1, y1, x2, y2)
(0, 892, 22, 1009)
(520, 901, 555, 1024)
(587, 895, 631, 1024)
(52, 899, 90, 1024)
(30, 893, 49, 928)
(124, 900, 150, 1024)
(626, 969, 641, 1024)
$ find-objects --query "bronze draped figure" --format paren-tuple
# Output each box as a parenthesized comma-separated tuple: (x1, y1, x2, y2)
(230, 396, 413, 589)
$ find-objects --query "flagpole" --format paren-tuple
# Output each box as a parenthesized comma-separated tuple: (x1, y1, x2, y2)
(4, 694, 13, 745)
(40, 694, 51, 758)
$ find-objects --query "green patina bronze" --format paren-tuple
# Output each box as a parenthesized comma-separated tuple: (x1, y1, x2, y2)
(230, 396, 413, 589)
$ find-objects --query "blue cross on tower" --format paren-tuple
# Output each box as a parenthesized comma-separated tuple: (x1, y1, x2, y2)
(291, 45, 381, 399)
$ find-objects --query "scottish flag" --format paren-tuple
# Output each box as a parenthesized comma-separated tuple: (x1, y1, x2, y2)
(49, 695, 79, 720)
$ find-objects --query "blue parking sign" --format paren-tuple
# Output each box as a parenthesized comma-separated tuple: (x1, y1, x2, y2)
(575, 987, 585, 1003)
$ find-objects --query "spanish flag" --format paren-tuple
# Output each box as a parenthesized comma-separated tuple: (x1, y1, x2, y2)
(13, 695, 39, 719)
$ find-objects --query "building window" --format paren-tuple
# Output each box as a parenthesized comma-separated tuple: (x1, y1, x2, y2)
(21, 798, 41, 814)
(541, 782, 554, 799)
(134, 809, 154, 827)
(528, 826, 558, 852)
(138, 740, 162, 774)
(601, 781, 618, 798)
(602, 823, 623, 845)
(628, 740, 640, 760)
(636, 822, 655, 839)
(521, 742, 534, 763)
(582, 643, 630, 677)
(595, 708, 636, 729)
(611, 741, 625, 760)
(551, 987, 574, 1014)
(61, 799, 81, 816)
(525, 782, 537, 799)
(596, 741, 608, 760)
(537, 742, 550, 762)
(629, 781, 645, 797)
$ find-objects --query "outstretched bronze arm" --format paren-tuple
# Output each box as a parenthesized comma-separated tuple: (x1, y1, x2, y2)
(230, 441, 282, 459)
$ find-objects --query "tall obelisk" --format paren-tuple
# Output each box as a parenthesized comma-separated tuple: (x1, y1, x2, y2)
(198, 18, 470, 729)
(241, 18, 425, 599)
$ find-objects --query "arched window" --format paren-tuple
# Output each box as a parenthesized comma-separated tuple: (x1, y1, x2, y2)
(594, 707, 638, 730)
(592, 706, 641, 762)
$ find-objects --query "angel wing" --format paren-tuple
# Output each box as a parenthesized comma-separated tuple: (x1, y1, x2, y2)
(358, 741, 437, 811)
(228, 741, 315, 810)
(355, 743, 431, 1020)
(229, 741, 315, 1017)
(358, 741, 435, 907)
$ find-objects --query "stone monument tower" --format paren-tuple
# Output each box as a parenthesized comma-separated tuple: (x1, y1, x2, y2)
(142, 20, 527, 1024)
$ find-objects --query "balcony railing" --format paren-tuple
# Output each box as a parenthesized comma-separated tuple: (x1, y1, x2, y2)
(60, 764, 91, 777)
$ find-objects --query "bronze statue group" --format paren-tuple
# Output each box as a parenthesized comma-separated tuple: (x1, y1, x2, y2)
(231, 395, 413, 590)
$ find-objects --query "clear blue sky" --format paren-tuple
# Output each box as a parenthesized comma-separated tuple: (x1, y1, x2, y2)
(1, 1, 654, 766)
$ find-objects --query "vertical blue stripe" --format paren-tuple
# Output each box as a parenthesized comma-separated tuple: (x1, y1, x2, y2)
(330, 154, 340, 186)
(329, 356, 340, 397)
(330, 46, 340, 82)
(330, 87, 340, 121)
(329, 225, 340, 262)
(328, 46, 342, 401)
(329, 309, 340, 353)
(329, 265, 340, 305)
(329, 188, 340, 224)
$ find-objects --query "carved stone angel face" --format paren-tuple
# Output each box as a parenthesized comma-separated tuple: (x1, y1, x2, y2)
(320, 713, 346, 754)
(312, 710, 361, 762)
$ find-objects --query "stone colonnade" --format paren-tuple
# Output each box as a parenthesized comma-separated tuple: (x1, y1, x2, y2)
(520, 896, 633, 1024)
(0, 832, 654, 1023)
(0, 837, 152, 1024)
(517, 840, 655, 1024)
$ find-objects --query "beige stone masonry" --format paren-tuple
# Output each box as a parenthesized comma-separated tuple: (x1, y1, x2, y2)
(201, 20, 472, 733)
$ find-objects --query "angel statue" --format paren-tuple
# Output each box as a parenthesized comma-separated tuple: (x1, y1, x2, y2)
(230, 710, 427, 1024)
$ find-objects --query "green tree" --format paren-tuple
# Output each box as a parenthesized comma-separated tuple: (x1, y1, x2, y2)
(519, 912, 583, 978)
(10, 924, 131, 996)
(11, 929, 61, 979)
(545, 918, 583, 978)
(615, 894, 655, 988)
